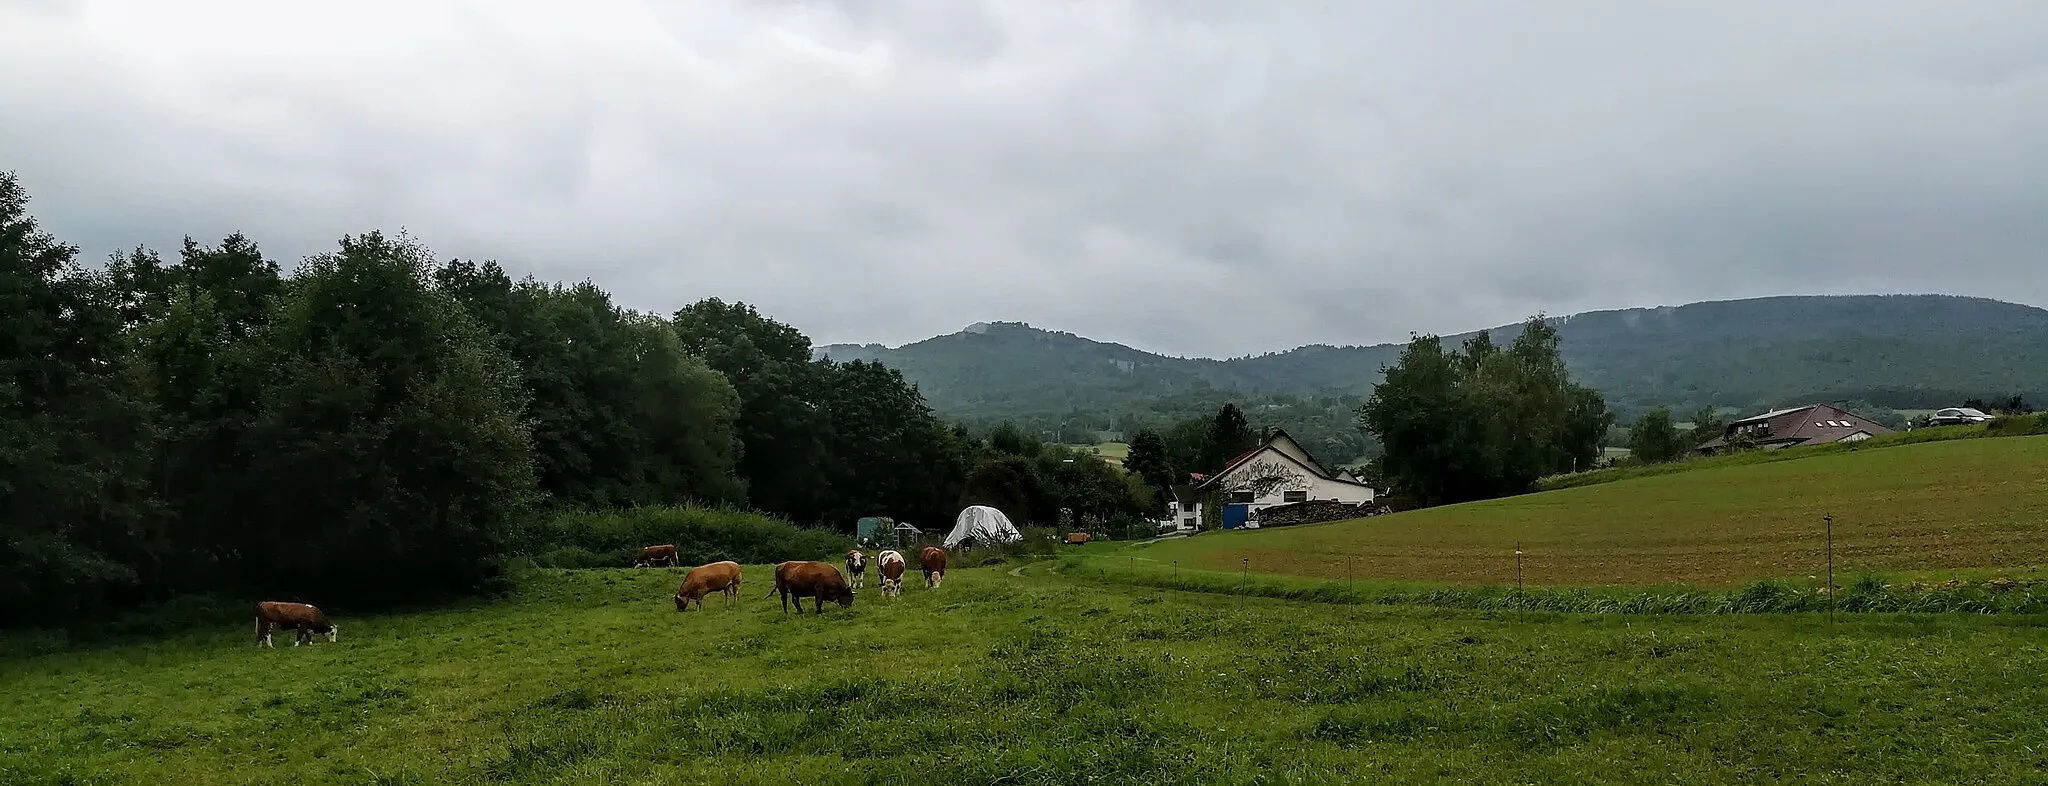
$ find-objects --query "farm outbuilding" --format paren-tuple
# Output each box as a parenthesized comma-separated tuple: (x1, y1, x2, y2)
(1193, 430, 1376, 530)
(855, 517, 894, 545)
(943, 505, 1022, 548)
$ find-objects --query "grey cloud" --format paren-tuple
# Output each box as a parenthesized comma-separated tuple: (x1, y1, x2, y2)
(2, 1, 2046, 358)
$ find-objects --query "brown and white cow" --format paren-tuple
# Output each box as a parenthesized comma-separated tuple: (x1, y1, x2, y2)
(772, 561, 854, 615)
(633, 544, 678, 568)
(255, 601, 337, 648)
(919, 546, 948, 589)
(845, 549, 868, 590)
(674, 561, 744, 611)
(876, 550, 907, 597)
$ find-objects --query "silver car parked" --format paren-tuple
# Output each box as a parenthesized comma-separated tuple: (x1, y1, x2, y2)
(1930, 407, 1992, 426)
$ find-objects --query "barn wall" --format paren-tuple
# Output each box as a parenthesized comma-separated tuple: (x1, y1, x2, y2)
(1211, 447, 1375, 525)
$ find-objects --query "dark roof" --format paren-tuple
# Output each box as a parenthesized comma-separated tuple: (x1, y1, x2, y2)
(1169, 484, 1200, 506)
(1699, 403, 1896, 452)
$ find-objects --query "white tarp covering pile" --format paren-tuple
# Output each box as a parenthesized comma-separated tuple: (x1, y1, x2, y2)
(943, 505, 1022, 548)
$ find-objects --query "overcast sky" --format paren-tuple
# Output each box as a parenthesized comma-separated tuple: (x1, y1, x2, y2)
(4, 1, 2046, 357)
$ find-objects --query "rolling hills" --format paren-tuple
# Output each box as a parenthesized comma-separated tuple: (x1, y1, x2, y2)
(818, 295, 2048, 428)
(1132, 432, 2048, 586)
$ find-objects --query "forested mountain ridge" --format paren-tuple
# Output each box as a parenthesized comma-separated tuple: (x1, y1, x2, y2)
(818, 295, 2048, 425)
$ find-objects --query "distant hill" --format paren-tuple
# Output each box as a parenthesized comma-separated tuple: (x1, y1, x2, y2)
(818, 295, 2048, 440)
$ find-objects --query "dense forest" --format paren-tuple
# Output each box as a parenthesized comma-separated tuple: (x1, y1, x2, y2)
(819, 296, 2048, 453)
(0, 173, 1146, 627)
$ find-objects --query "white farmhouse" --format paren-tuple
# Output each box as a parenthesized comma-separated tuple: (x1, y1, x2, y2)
(1194, 430, 1375, 529)
(1154, 484, 1204, 534)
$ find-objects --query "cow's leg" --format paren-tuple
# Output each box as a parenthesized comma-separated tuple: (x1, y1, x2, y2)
(814, 596, 823, 615)
(256, 618, 270, 648)
(780, 589, 789, 614)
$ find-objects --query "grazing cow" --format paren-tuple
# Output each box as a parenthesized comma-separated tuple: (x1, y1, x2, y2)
(877, 550, 907, 597)
(845, 549, 868, 590)
(634, 544, 678, 568)
(761, 561, 799, 600)
(772, 561, 855, 615)
(674, 561, 744, 611)
(255, 601, 337, 648)
(919, 546, 948, 589)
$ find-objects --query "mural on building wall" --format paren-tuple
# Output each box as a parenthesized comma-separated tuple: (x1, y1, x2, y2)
(1219, 458, 1313, 499)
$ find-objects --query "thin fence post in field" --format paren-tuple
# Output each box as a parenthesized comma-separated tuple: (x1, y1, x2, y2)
(1173, 560, 1178, 582)
(1515, 542, 1524, 611)
(1825, 513, 1835, 629)
(1240, 557, 1248, 604)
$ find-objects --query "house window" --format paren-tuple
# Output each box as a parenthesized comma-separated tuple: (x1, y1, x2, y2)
(1180, 502, 1196, 514)
(1228, 491, 1254, 504)
(1283, 490, 1308, 503)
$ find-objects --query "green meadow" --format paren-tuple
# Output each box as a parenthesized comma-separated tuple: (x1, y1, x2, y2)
(1144, 434, 2048, 587)
(7, 565, 2048, 785)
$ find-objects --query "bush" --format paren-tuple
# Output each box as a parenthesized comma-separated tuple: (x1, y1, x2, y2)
(520, 506, 847, 568)
(1985, 413, 2048, 437)
(947, 527, 1062, 568)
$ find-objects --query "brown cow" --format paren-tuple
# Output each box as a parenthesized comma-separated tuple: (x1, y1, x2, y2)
(877, 550, 907, 597)
(845, 549, 868, 590)
(634, 544, 678, 568)
(674, 561, 744, 611)
(919, 546, 948, 589)
(255, 601, 337, 648)
(772, 561, 854, 615)
(760, 561, 799, 600)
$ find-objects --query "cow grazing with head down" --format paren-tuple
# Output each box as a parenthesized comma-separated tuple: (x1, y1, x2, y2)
(919, 546, 948, 589)
(674, 561, 744, 611)
(255, 602, 337, 648)
(877, 550, 907, 597)
(772, 561, 855, 615)
(845, 550, 868, 590)
(634, 544, 678, 568)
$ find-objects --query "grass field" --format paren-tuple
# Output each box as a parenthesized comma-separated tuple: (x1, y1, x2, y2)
(1063, 441, 1130, 466)
(1142, 435, 2048, 586)
(8, 566, 2048, 784)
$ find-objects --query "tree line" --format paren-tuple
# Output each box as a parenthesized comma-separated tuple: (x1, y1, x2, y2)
(0, 173, 1136, 627)
(1356, 320, 1613, 507)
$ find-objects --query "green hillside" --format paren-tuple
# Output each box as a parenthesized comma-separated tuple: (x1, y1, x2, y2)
(1136, 433, 2048, 586)
(819, 295, 2048, 437)
(9, 567, 2048, 783)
